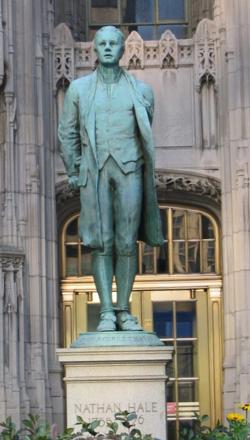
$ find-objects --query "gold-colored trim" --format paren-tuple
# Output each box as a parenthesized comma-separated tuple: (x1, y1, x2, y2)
(61, 212, 79, 279)
(207, 287, 223, 425)
(138, 243, 143, 275)
(172, 301, 179, 437)
(196, 289, 211, 420)
(199, 214, 203, 272)
(141, 291, 153, 332)
(131, 291, 142, 325)
(61, 275, 222, 294)
(75, 292, 88, 335)
(184, 210, 188, 272)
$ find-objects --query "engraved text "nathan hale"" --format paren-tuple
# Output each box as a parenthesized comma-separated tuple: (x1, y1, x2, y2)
(74, 402, 158, 415)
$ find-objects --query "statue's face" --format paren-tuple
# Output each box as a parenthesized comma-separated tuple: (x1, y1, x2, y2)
(94, 28, 124, 66)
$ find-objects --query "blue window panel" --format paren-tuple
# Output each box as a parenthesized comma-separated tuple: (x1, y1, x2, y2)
(158, 0, 185, 20)
(157, 24, 188, 39)
(176, 311, 195, 338)
(153, 311, 173, 338)
(122, 0, 154, 23)
(136, 25, 156, 40)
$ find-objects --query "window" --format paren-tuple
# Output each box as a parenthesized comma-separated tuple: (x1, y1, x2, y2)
(153, 297, 198, 439)
(138, 206, 219, 275)
(88, 0, 188, 40)
(62, 214, 92, 277)
(61, 205, 220, 278)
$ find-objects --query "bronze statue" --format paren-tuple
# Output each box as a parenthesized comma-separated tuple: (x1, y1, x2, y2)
(58, 26, 163, 332)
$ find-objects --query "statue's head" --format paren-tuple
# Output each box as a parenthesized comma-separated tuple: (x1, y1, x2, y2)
(94, 26, 125, 66)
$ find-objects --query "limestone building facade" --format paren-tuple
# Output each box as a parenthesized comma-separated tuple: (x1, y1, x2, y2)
(0, 1, 250, 438)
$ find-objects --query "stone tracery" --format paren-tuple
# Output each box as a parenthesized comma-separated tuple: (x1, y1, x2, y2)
(159, 30, 178, 69)
(53, 20, 218, 87)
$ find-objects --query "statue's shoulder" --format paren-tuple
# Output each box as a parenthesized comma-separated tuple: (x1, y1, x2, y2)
(124, 71, 154, 120)
(70, 72, 95, 91)
(133, 76, 154, 106)
(124, 70, 154, 104)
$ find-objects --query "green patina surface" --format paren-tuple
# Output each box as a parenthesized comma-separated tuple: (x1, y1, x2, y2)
(71, 331, 164, 348)
(59, 26, 163, 337)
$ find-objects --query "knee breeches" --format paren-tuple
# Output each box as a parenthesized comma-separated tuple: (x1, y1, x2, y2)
(94, 157, 143, 256)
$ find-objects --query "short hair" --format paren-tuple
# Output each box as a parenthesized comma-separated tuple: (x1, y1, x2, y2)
(94, 26, 125, 48)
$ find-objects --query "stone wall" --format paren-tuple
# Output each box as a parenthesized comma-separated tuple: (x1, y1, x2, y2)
(0, 0, 63, 429)
(214, 0, 250, 417)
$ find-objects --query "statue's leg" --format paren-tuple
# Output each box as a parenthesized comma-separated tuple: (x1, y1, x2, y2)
(93, 161, 116, 332)
(92, 253, 116, 331)
(113, 163, 143, 331)
(92, 253, 113, 313)
(115, 254, 137, 312)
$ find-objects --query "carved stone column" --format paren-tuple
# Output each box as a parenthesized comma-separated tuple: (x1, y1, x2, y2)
(0, 0, 64, 428)
(214, 0, 250, 416)
(0, 248, 29, 425)
(194, 19, 218, 150)
(0, 0, 4, 86)
(1, 0, 18, 247)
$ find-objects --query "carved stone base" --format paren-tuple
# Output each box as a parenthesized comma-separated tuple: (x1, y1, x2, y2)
(57, 345, 173, 440)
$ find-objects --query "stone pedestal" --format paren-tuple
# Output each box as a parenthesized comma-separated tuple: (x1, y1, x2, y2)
(57, 343, 173, 440)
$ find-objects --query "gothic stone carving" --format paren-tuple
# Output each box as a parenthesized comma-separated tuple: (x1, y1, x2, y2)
(57, 173, 221, 207)
(0, 249, 24, 313)
(75, 43, 93, 69)
(0, 248, 28, 423)
(53, 25, 202, 80)
(52, 21, 219, 79)
(155, 172, 221, 205)
(235, 142, 250, 189)
(195, 19, 217, 88)
(0, 0, 4, 86)
(124, 31, 144, 69)
(144, 42, 159, 67)
(53, 23, 75, 90)
(159, 30, 178, 69)
(179, 42, 193, 65)
(56, 181, 79, 207)
(0, 254, 23, 271)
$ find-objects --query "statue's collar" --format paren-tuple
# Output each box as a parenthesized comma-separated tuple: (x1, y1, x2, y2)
(97, 65, 123, 84)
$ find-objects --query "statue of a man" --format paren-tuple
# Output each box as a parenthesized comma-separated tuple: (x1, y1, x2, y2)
(58, 26, 163, 332)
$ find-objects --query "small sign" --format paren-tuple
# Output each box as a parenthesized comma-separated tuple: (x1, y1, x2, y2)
(167, 402, 176, 415)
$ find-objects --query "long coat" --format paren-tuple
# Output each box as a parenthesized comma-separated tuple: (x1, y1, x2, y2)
(58, 69, 164, 249)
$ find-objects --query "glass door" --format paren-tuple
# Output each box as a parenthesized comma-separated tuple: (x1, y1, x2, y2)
(130, 287, 222, 439)
(151, 291, 198, 439)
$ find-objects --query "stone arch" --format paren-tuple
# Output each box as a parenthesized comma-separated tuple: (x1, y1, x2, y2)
(56, 171, 221, 231)
(155, 170, 221, 220)
(56, 180, 80, 234)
